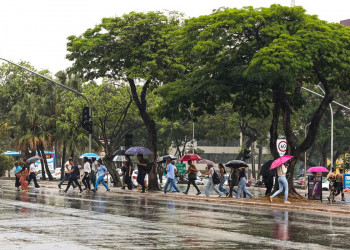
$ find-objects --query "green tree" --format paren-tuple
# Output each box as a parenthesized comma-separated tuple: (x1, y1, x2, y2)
(66, 11, 182, 190)
(158, 5, 350, 196)
(0, 154, 15, 177)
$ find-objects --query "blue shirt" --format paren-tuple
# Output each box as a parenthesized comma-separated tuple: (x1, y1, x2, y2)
(14, 166, 22, 175)
(166, 163, 176, 179)
(96, 165, 108, 177)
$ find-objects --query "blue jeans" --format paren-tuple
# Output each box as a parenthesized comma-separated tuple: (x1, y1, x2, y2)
(271, 176, 288, 201)
(205, 178, 224, 197)
(164, 178, 180, 193)
(94, 176, 109, 191)
(219, 175, 228, 194)
(169, 178, 178, 191)
(236, 177, 252, 198)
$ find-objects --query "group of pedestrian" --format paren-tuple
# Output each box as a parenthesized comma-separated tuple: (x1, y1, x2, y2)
(58, 157, 110, 193)
(14, 158, 40, 192)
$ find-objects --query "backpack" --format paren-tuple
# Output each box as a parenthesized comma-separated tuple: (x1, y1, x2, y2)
(212, 170, 220, 185)
(145, 163, 153, 174)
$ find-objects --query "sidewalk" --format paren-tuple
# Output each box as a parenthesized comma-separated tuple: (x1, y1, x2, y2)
(3, 178, 350, 215)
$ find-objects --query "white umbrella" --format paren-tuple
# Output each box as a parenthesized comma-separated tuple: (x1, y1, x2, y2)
(113, 155, 126, 162)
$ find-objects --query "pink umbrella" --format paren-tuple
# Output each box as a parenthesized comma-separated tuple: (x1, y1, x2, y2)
(307, 166, 329, 173)
(180, 154, 202, 162)
(269, 155, 293, 170)
(199, 159, 215, 166)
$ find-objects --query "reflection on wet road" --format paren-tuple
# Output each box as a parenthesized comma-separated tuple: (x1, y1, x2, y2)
(0, 182, 349, 249)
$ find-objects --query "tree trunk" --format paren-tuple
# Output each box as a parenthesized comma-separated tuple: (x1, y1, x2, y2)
(251, 142, 256, 179)
(104, 155, 122, 187)
(39, 144, 53, 180)
(258, 145, 263, 180)
(37, 149, 46, 180)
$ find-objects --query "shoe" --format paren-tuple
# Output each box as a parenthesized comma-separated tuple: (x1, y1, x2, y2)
(79, 190, 84, 193)
(121, 187, 125, 190)
(164, 192, 167, 194)
(58, 184, 61, 190)
(73, 186, 77, 189)
(218, 195, 222, 198)
(284, 201, 291, 204)
(128, 189, 133, 191)
(269, 196, 273, 203)
(226, 193, 229, 197)
(107, 189, 110, 192)
(63, 190, 67, 194)
(141, 190, 146, 193)
(92, 189, 96, 192)
(183, 192, 188, 195)
(196, 192, 201, 195)
(342, 199, 345, 201)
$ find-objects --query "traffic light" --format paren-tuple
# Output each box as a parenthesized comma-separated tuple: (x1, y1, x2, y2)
(243, 148, 251, 160)
(82, 107, 92, 134)
(125, 134, 133, 148)
(296, 81, 302, 93)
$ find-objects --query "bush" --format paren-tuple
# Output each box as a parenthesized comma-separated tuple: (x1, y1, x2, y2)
(0, 154, 15, 177)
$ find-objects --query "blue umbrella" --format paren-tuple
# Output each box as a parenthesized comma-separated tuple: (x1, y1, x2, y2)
(125, 147, 152, 155)
(4, 151, 21, 156)
(79, 153, 100, 159)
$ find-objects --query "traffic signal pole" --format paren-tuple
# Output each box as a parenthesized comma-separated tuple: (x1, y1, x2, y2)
(0, 58, 92, 152)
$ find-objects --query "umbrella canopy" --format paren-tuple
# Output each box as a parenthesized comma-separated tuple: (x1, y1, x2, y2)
(225, 160, 248, 169)
(269, 155, 293, 170)
(125, 147, 152, 155)
(259, 160, 275, 177)
(112, 149, 126, 156)
(307, 166, 329, 173)
(157, 155, 177, 163)
(4, 151, 21, 156)
(113, 155, 126, 162)
(199, 159, 215, 166)
(80, 153, 100, 159)
(180, 154, 202, 162)
(26, 156, 42, 164)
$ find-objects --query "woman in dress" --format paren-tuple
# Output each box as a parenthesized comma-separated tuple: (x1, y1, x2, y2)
(20, 163, 29, 192)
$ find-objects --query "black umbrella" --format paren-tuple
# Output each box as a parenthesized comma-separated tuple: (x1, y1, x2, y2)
(26, 156, 42, 164)
(259, 160, 275, 177)
(112, 149, 126, 156)
(225, 160, 248, 169)
(157, 155, 178, 163)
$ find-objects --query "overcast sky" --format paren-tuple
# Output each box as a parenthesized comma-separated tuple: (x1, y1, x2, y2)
(0, 0, 349, 74)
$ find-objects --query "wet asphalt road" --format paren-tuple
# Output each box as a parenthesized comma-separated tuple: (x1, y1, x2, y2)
(1, 181, 350, 249)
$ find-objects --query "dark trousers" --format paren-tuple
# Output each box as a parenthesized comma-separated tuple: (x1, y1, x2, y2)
(228, 182, 237, 197)
(65, 178, 82, 192)
(125, 174, 133, 190)
(137, 171, 146, 191)
(28, 173, 40, 188)
(265, 181, 274, 196)
(185, 179, 200, 193)
(335, 183, 344, 199)
(82, 172, 91, 190)
(15, 176, 21, 188)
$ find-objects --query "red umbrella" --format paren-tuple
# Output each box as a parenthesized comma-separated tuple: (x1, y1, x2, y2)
(269, 155, 293, 170)
(180, 154, 202, 162)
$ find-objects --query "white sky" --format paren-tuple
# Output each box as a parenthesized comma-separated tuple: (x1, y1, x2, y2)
(0, 0, 349, 74)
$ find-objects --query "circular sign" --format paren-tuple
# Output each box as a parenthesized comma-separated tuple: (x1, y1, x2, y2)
(278, 140, 287, 152)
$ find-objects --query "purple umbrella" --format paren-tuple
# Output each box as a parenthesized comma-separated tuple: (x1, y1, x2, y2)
(199, 159, 215, 166)
(125, 147, 152, 155)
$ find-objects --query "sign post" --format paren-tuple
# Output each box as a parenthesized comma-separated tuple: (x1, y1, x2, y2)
(308, 173, 322, 201)
(276, 139, 287, 157)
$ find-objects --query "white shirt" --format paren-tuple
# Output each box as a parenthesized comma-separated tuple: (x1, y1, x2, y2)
(65, 161, 72, 172)
(30, 163, 36, 173)
(208, 167, 214, 178)
(84, 162, 91, 172)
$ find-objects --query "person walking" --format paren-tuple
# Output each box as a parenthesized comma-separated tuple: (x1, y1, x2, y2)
(82, 157, 91, 191)
(218, 163, 229, 196)
(335, 169, 345, 201)
(236, 167, 252, 198)
(202, 165, 224, 197)
(64, 159, 83, 193)
(136, 154, 148, 193)
(27, 161, 40, 188)
(90, 157, 97, 187)
(14, 159, 25, 191)
(124, 155, 133, 190)
(94, 159, 110, 192)
(19, 161, 29, 192)
(163, 157, 180, 194)
(263, 173, 274, 196)
(228, 168, 238, 197)
(169, 164, 179, 192)
(269, 164, 290, 204)
(183, 160, 201, 195)
(58, 157, 76, 189)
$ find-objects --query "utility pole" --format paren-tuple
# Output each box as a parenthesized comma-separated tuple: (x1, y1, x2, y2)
(0, 58, 92, 152)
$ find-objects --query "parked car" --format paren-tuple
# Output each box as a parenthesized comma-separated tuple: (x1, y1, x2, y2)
(38, 169, 60, 180)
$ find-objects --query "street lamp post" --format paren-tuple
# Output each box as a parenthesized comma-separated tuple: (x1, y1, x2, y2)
(0, 58, 92, 152)
(302, 86, 350, 171)
(304, 122, 311, 189)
